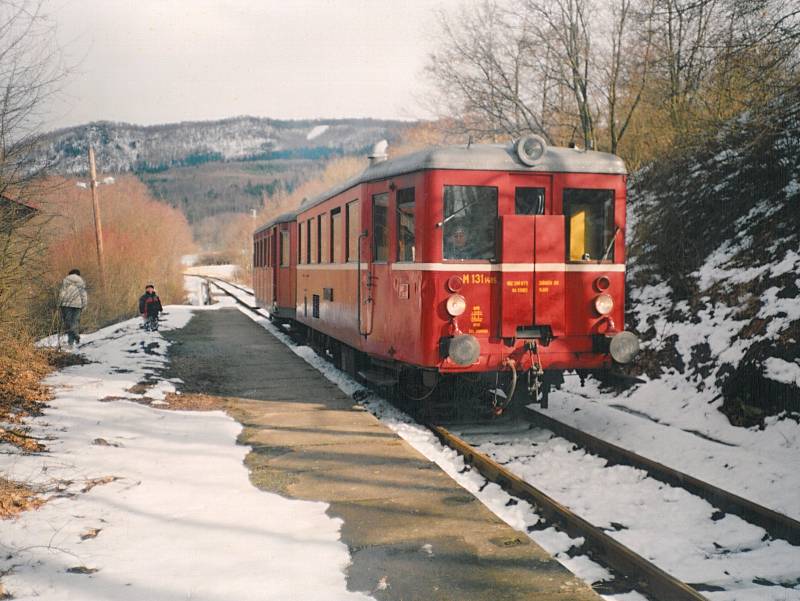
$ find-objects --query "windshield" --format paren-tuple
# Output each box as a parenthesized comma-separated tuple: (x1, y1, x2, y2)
(563, 189, 615, 261)
(443, 186, 497, 260)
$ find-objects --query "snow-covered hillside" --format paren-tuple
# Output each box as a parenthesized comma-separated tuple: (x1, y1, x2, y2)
(626, 91, 800, 425)
(34, 117, 412, 175)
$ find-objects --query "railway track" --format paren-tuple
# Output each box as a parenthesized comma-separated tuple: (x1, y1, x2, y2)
(432, 425, 709, 601)
(203, 276, 800, 600)
(524, 407, 800, 547)
(201, 277, 263, 312)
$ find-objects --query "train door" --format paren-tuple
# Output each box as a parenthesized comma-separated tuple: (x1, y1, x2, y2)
(500, 175, 561, 339)
(362, 189, 390, 339)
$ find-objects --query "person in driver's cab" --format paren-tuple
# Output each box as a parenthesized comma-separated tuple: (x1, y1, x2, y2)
(446, 224, 471, 259)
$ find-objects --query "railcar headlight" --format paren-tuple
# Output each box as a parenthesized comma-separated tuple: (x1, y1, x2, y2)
(446, 294, 467, 317)
(449, 334, 480, 366)
(594, 293, 614, 315)
(515, 134, 547, 166)
(609, 331, 639, 364)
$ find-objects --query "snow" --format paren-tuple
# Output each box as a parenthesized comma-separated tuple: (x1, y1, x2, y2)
(306, 125, 329, 140)
(184, 264, 241, 280)
(764, 357, 800, 386)
(3, 296, 373, 601)
(460, 423, 800, 597)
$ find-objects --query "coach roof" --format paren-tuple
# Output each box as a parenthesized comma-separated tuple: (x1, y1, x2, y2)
(254, 210, 298, 235)
(298, 142, 626, 213)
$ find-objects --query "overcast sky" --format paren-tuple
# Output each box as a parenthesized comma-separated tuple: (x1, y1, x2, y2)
(46, 0, 460, 130)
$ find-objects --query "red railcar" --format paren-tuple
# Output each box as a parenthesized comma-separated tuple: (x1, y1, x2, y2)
(253, 213, 297, 322)
(254, 137, 638, 409)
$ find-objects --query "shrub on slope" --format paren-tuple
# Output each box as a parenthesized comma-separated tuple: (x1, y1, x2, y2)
(627, 91, 800, 425)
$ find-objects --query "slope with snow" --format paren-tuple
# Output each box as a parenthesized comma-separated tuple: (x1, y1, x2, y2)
(625, 91, 800, 425)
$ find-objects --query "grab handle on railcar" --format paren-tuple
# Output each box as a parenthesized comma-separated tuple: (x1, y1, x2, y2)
(357, 230, 370, 338)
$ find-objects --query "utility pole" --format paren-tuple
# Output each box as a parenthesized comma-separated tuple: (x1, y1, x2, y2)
(88, 146, 106, 290)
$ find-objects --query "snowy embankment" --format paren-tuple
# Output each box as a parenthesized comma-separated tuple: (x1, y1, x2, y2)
(624, 93, 799, 424)
(0, 291, 372, 601)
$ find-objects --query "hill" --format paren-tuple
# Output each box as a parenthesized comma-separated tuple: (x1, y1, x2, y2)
(33, 117, 414, 227)
(35, 117, 413, 175)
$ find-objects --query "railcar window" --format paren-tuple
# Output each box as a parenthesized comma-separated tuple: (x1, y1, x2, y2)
(310, 217, 318, 264)
(305, 220, 312, 264)
(346, 199, 360, 262)
(563, 189, 615, 261)
(319, 214, 328, 263)
(280, 231, 289, 266)
(253, 241, 258, 267)
(372, 193, 389, 262)
(443, 186, 498, 261)
(298, 223, 303, 264)
(331, 208, 341, 263)
(270, 234, 275, 267)
(298, 221, 305, 264)
(396, 188, 415, 262)
(516, 188, 545, 215)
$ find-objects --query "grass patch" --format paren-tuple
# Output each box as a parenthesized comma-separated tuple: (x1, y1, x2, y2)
(0, 477, 45, 519)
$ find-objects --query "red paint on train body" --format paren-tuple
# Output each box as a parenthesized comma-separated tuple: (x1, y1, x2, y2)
(253, 140, 638, 398)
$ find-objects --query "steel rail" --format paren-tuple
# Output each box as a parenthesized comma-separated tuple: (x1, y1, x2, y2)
(431, 425, 709, 601)
(525, 407, 800, 546)
(205, 276, 254, 297)
(205, 279, 263, 312)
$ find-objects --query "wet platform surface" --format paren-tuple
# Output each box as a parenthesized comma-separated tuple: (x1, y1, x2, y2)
(164, 308, 601, 601)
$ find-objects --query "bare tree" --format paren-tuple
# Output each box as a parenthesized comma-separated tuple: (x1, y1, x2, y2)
(0, 0, 67, 330)
(425, 0, 657, 152)
(426, 0, 556, 141)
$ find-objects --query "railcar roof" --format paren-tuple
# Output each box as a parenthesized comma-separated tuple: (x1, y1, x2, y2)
(254, 210, 298, 235)
(255, 142, 626, 231)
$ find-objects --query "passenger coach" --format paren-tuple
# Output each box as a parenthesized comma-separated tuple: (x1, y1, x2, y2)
(254, 136, 638, 411)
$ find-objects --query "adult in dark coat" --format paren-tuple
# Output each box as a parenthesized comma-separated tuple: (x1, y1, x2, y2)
(138, 284, 163, 331)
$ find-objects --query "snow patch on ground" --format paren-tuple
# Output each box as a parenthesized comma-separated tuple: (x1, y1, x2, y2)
(462, 423, 800, 597)
(184, 264, 241, 280)
(764, 357, 800, 386)
(3, 301, 373, 601)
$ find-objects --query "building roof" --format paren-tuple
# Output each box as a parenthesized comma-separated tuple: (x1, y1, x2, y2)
(254, 142, 627, 231)
(0, 193, 40, 217)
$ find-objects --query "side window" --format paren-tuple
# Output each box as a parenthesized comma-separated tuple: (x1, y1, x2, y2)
(563, 189, 615, 261)
(346, 199, 360, 262)
(280, 230, 290, 266)
(310, 217, 318, 264)
(330, 208, 342, 263)
(305, 220, 312, 264)
(516, 188, 544, 215)
(298, 222, 305, 264)
(396, 188, 415, 262)
(372, 193, 389, 262)
(270, 233, 275, 267)
(317, 213, 324, 263)
(253, 240, 258, 267)
(443, 186, 498, 260)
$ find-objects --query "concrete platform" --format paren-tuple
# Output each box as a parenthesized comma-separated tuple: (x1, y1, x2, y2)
(164, 308, 601, 601)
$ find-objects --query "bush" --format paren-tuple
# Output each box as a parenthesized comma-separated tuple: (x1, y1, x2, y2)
(30, 176, 195, 333)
